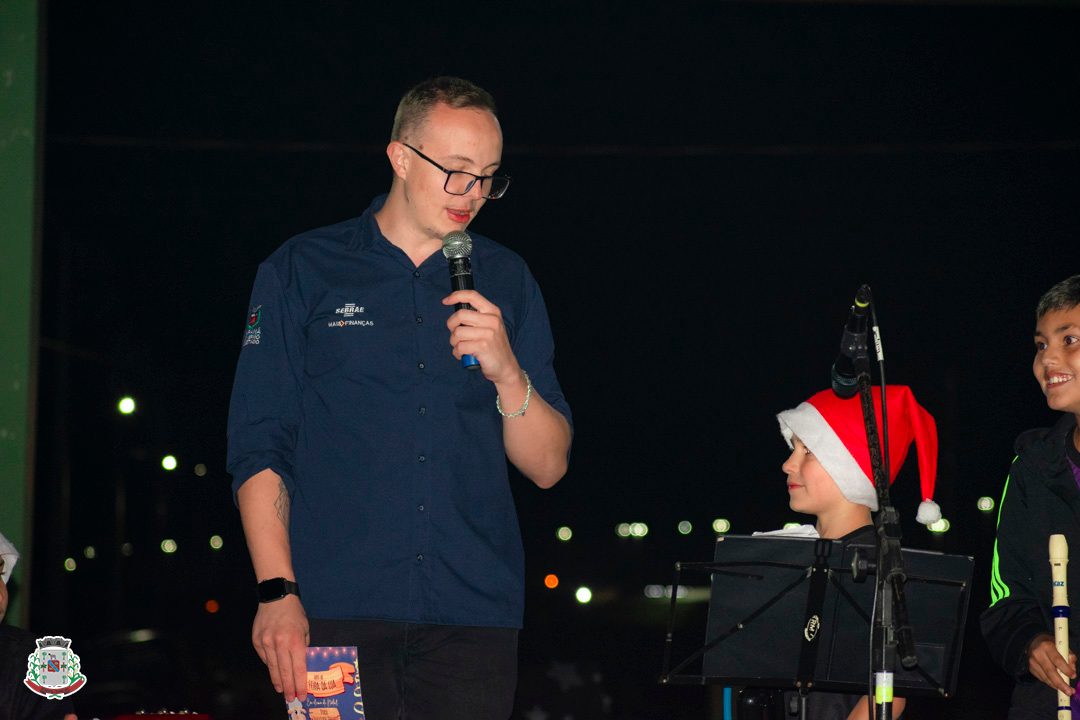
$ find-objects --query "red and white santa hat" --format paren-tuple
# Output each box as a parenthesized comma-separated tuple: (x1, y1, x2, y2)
(776, 385, 941, 525)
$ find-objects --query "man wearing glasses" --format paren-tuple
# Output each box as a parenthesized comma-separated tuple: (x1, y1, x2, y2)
(227, 77, 572, 719)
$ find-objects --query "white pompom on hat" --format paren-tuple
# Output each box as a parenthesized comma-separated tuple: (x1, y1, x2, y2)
(776, 385, 941, 525)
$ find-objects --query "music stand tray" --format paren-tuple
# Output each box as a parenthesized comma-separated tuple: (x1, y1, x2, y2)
(661, 534, 973, 699)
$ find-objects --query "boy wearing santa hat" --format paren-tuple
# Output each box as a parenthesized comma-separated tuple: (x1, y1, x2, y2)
(775, 384, 941, 540)
(766, 384, 941, 719)
(982, 274, 1080, 719)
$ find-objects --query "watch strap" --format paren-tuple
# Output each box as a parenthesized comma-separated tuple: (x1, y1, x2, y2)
(256, 577, 301, 603)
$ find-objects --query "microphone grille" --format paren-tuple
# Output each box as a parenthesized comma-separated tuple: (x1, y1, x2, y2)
(441, 231, 473, 259)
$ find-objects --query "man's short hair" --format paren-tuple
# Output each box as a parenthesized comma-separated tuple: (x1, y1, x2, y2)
(1036, 274, 1080, 320)
(391, 76, 497, 142)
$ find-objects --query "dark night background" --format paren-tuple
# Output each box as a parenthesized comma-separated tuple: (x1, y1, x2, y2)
(24, 1, 1080, 717)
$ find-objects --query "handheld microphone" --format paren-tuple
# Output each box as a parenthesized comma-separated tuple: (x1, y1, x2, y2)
(830, 285, 872, 398)
(442, 231, 480, 371)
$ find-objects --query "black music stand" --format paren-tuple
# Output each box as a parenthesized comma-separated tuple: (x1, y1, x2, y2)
(660, 534, 973, 714)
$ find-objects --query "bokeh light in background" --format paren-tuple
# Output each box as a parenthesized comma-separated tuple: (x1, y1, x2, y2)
(928, 518, 951, 534)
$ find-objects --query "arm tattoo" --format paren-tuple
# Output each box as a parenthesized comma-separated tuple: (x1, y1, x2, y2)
(274, 479, 290, 528)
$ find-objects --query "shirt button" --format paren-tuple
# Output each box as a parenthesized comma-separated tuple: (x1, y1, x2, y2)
(413, 270, 421, 278)
(418, 406, 426, 415)
(418, 455, 426, 463)
(415, 315, 423, 324)
(417, 361, 425, 370)
(416, 553, 424, 562)
(417, 504, 425, 512)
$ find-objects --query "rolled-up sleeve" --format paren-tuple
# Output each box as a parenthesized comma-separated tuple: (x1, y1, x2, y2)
(512, 265, 573, 433)
(226, 260, 305, 500)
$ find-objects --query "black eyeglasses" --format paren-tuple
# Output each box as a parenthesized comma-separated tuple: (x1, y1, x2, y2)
(402, 143, 511, 200)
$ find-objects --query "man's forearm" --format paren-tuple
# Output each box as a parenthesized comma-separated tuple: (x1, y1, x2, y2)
(501, 389, 571, 489)
(238, 468, 297, 580)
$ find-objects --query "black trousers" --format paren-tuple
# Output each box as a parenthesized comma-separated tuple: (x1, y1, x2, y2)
(309, 618, 518, 720)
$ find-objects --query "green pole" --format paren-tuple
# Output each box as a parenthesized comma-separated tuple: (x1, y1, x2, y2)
(0, 0, 42, 628)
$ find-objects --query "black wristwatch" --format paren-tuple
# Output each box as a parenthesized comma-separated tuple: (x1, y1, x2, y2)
(256, 577, 301, 603)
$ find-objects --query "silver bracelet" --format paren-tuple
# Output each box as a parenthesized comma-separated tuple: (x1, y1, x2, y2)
(496, 371, 532, 418)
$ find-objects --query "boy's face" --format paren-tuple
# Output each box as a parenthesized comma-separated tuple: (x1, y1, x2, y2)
(1033, 304, 1080, 418)
(782, 436, 849, 517)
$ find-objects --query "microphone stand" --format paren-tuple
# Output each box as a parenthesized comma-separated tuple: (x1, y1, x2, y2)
(848, 296, 918, 720)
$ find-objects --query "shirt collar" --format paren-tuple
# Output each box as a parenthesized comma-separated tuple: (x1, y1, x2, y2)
(347, 194, 390, 252)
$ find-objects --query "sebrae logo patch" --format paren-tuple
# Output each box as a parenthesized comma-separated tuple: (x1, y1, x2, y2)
(330, 302, 374, 328)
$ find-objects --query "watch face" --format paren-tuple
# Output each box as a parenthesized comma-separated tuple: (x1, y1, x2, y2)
(257, 578, 297, 603)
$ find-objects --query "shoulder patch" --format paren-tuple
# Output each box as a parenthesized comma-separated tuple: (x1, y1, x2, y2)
(243, 305, 262, 347)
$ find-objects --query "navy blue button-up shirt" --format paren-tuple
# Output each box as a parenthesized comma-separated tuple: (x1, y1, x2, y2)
(227, 195, 572, 628)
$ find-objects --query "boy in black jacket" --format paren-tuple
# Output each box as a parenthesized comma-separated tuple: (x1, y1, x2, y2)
(982, 274, 1080, 719)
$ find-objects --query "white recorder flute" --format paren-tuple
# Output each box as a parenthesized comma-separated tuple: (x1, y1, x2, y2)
(1051, 534, 1071, 720)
